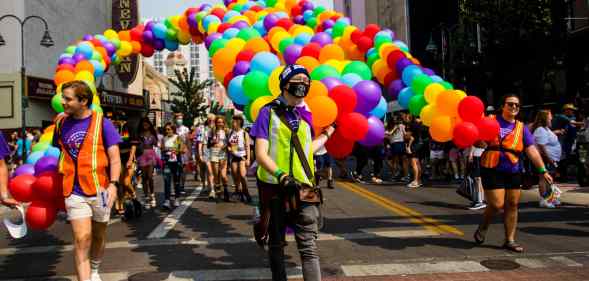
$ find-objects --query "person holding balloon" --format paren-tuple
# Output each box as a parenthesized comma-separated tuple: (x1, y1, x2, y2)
(252, 64, 335, 281)
(474, 94, 553, 253)
(0, 133, 18, 208)
(52, 80, 122, 281)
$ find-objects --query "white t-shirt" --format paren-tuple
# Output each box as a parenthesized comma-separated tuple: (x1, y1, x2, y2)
(533, 126, 562, 162)
(387, 124, 405, 143)
(228, 129, 247, 157)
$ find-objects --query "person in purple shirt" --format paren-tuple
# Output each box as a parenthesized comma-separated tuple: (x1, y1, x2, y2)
(53, 81, 121, 281)
(0, 133, 18, 208)
(474, 94, 552, 253)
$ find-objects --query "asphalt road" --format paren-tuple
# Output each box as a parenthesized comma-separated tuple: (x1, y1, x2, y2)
(0, 175, 588, 281)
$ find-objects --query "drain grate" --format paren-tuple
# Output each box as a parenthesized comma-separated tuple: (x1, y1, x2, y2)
(128, 272, 170, 281)
(480, 259, 521, 271)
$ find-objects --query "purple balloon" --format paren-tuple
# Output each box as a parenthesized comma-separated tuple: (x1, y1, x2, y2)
(311, 32, 332, 47)
(82, 34, 94, 41)
(153, 39, 165, 51)
(264, 14, 279, 30)
(13, 164, 35, 177)
(232, 20, 250, 29)
(233, 61, 251, 76)
(205, 33, 222, 49)
(187, 14, 198, 27)
(353, 80, 382, 113)
(322, 19, 335, 30)
(34, 156, 58, 176)
(422, 67, 435, 76)
(58, 56, 76, 66)
(321, 77, 343, 91)
(294, 15, 305, 24)
(73, 53, 86, 63)
(387, 79, 405, 100)
(102, 42, 116, 56)
(284, 44, 303, 65)
(395, 58, 412, 74)
(142, 30, 155, 44)
(358, 116, 385, 147)
(302, 1, 314, 11)
(145, 21, 155, 31)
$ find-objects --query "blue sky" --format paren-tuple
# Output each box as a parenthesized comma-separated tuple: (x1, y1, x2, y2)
(141, 0, 334, 20)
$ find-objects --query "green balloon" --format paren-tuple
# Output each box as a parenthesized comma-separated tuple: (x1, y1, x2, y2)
(343, 61, 372, 80)
(196, 12, 207, 22)
(244, 102, 253, 123)
(366, 53, 379, 68)
(209, 38, 228, 57)
(278, 37, 294, 54)
(32, 142, 49, 153)
(166, 29, 177, 41)
(266, 0, 278, 7)
(313, 6, 326, 16)
(51, 94, 64, 113)
(332, 22, 346, 38)
(410, 74, 433, 95)
(65, 45, 76, 55)
(111, 38, 121, 49)
(232, 3, 244, 12)
(243, 71, 270, 100)
(409, 94, 427, 116)
(374, 36, 392, 50)
(441, 81, 454, 90)
(237, 28, 260, 41)
(91, 51, 102, 61)
(307, 18, 317, 29)
(310, 65, 340, 81)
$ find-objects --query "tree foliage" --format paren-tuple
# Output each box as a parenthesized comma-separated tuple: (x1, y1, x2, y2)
(168, 67, 213, 126)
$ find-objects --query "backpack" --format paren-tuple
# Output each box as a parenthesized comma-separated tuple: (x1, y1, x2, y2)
(456, 176, 476, 202)
(123, 198, 143, 220)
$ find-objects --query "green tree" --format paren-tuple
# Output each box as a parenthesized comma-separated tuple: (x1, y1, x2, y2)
(168, 67, 213, 126)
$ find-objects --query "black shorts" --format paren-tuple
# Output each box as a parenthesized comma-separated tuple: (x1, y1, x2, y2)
(481, 168, 522, 190)
(231, 155, 246, 164)
(470, 157, 481, 177)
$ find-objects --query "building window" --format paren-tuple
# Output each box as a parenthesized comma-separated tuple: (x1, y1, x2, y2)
(154, 51, 164, 74)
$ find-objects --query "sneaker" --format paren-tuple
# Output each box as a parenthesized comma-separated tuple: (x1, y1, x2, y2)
(400, 176, 411, 183)
(136, 183, 143, 190)
(91, 272, 103, 281)
(327, 179, 334, 189)
(172, 199, 180, 208)
(406, 181, 420, 188)
(468, 202, 487, 210)
(539, 198, 556, 208)
(454, 174, 460, 180)
(150, 196, 156, 208)
(208, 189, 216, 200)
(162, 200, 171, 210)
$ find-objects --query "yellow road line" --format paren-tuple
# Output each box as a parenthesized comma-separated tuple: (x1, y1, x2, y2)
(338, 181, 464, 236)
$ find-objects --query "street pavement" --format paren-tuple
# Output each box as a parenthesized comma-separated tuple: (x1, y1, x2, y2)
(1, 174, 588, 281)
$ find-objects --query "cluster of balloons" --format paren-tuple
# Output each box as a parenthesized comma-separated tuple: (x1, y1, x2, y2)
(48, 0, 498, 159)
(8, 126, 64, 230)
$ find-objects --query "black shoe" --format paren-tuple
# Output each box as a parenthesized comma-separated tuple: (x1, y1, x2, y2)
(223, 188, 230, 202)
(327, 179, 334, 189)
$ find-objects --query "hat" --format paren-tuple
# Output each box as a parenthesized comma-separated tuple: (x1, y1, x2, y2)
(3, 205, 27, 239)
(486, 105, 495, 112)
(562, 104, 577, 111)
(279, 64, 310, 90)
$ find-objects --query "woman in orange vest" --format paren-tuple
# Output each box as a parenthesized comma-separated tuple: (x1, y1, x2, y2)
(474, 94, 552, 253)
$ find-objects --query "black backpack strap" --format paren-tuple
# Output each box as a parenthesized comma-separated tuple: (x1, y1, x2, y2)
(274, 108, 314, 186)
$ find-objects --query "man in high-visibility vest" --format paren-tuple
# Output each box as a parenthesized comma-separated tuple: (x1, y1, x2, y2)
(251, 64, 335, 281)
(53, 81, 122, 281)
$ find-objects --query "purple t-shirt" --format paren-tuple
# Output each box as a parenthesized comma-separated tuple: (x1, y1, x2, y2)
(495, 115, 535, 173)
(0, 133, 10, 159)
(250, 104, 314, 140)
(53, 115, 122, 196)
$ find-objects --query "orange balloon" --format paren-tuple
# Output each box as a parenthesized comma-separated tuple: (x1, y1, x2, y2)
(118, 30, 131, 42)
(54, 69, 75, 86)
(131, 41, 142, 54)
(318, 44, 345, 63)
(436, 90, 466, 117)
(379, 44, 400, 60)
(212, 48, 238, 82)
(304, 80, 328, 102)
(307, 96, 338, 128)
(243, 10, 257, 24)
(371, 59, 389, 83)
(345, 45, 364, 61)
(410, 57, 421, 65)
(429, 115, 454, 142)
(178, 15, 190, 31)
(96, 47, 108, 61)
(267, 26, 287, 41)
(296, 56, 320, 73)
(243, 37, 270, 53)
(75, 61, 95, 74)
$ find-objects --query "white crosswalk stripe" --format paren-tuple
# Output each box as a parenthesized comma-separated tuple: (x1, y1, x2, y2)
(147, 186, 203, 239)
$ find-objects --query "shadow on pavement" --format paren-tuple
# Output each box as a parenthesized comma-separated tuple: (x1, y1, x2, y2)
(0, 232, 65, 280)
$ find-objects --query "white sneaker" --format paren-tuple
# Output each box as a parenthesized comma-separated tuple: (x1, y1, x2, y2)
(91, 272, 103, 281)
(162, 200, 171, 209)
(208, 189, 216, 199)
(150, 197, 156, 208)
(539, 198, 555, 208)
(172, 199, 180, 207)
(136, 183, 143, 190)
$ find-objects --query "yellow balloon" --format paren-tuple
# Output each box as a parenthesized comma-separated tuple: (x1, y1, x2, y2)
(75, 70, 95, 84)
(270, 31, 290, 52)
(92, 94, 100, 106)
(170, 15, 181, 29)
(291, 26, 314, 37)
(104, 29, 118, 40)
(116, 41, 133, 57)
(228, 15, 251, 25)
(226, 38, 246, 52)
(251, 95, 275, 121)
(378, 43, 400, 60)
(424, 83, 445, 104)
(207, 22, 220, 34)
(420, 104, 437, 127)
(324, 59, 345, 73)
(269, 66, 285, 97)
(39, 132, 53, 143)
(436, 90, 466, 117)
(177, 31, 192, 45)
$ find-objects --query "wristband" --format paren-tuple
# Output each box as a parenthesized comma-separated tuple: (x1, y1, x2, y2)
(537, 167, 547, 174)
(273, 168, 284, 179)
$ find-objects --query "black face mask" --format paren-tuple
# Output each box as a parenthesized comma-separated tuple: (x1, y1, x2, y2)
(286, 82, 310, 98)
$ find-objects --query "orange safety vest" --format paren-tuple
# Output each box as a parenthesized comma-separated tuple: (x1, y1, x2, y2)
(55, 111, 110, 197)
(480, 116, 525, 169)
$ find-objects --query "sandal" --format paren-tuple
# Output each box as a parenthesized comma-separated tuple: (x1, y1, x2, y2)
(503, 240, 524, 253)
(473, 226, 487, 245)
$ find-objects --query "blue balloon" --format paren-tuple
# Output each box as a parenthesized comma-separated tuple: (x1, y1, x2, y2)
(203, 15, 221, 31)
(253, 21, 267, 36)
(275, 12, 288, 19)
(341, 73, 363, 87)
(90, 60, 104, 78)
(223, 28, 240, 39)
(369, 96, 387, 119)
(75, 42, 94, 60)
(398, 87, 414, 109)
(26, 151, 45, 165)
(44, 146, 61, 158)
(294, 33, 312, 45)
(402, 65, 423, 86)
(152, 23, 168, 39)
(223, 11, 240, 22)
(394, 40, 409, 52)
(228, 75, 250, 105)
(164, 39, 179, 51)
(303, 10, 314, 21)
(250, 52, 280, 75)
(430, 75, 444, 83)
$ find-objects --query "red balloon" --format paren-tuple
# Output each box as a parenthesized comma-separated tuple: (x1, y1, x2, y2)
(387, 50, 406, 68)
(26, 200, 57, 230)
(453, 122, 480, 148)
(338, 112, 369, 141)
(32, 171, 63, 201)
(276, 18, 294, 31)
(328, 85, 357, 118)
(364, 24, 381, 39)
(184, 7, 200, 17)
(8, 174, 36, 202)
(223, 72, 234, 89)
(236, 50, 255, 62)
(250, 5, 263, 12)
(141, 45, 155, 57)
(383, 70, 397, 87)
(217, 22, 232, 34)
(56, 64, 75, 73)
(357, 36, 373, 52)
(300, 43, 321, 59)
(350, 29, 363, 44)
(90, 38, 103, 48)
(325, 131, 354, 159)
(291, 5, 302, 16)
(458, 96, 484, 123)
(476, 116, 500, 141)
(210, 8, 226, 20)
(130, 27, 144, 42)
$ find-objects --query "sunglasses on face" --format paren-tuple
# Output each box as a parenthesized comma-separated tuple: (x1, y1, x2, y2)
(505, 102, 520, 108)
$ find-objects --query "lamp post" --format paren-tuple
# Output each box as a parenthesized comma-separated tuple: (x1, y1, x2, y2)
(0, 14, 54, 162)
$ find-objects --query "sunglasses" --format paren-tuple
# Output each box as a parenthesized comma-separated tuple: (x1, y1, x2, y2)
(505, 102, 520, 108)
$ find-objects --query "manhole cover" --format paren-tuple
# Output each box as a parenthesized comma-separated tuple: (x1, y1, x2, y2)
(480, 259, 521, 271)
(128, 272, 169, 281)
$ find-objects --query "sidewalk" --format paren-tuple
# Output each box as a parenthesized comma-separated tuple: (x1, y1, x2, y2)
(522, 183, 589, 206)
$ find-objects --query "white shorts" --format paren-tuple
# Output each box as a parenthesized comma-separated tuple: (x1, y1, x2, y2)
(65, 194, 111, 223)
(430, 150, 445, 160)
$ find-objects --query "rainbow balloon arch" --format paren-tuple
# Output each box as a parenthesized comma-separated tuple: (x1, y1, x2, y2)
(9, 0, 502, 231)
